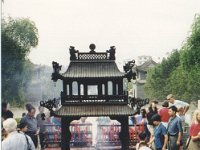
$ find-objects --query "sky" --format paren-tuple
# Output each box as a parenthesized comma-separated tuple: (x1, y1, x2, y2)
(2, 0, 200, 67)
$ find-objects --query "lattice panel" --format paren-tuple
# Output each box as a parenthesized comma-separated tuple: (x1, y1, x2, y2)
(78, 53, 107, 60)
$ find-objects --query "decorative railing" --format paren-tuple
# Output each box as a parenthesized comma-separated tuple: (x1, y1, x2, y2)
(44, 123, 93, 148)
(43, 123, 145, 148)
(78, 52, 108, 60)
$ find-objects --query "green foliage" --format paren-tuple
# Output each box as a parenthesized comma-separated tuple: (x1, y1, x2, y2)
(144, 14, 200, 101)
(2, 17, 38, 51)
(2, 17, 39, 106)
(181, 15, 200, 70)
(144, 50, 180, 99)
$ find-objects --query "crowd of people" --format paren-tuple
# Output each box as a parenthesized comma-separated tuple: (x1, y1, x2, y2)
(1, 103, 48, 150)
(130, 94, 200, 150)
(1, 94, 200, 150)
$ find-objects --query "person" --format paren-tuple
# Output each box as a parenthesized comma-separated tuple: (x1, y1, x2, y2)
(158, 100, 170, 128)
(36, 106, 46, 150)
(136, 132, 147, 150)
(22, 112, 26, 117)
(139, 109, 150, 142)
(17, 122, 36, 150)
(188, 109, 200, 150)
(20, 104, 38, 148)
(138, 141, 152, 150)
(166, 94, 189, 127)
(146, 101, 158, 149)
(2, 118, 35, 150)
(167, 106, 183, 150)
(2, 102, 13, 120)
(148, 114, 168, 150)
(147, 101, 158, 126)
(141, 109, 147, 123)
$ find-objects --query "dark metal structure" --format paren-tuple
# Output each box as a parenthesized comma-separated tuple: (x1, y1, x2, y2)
(41, 44, 138, 150)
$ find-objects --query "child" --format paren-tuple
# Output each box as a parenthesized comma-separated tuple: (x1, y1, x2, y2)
(136, 132, 147, 150)
(18, 122, 35, 150)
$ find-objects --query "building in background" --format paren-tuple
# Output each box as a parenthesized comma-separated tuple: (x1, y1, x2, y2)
(137, 55, 152, 65)
(25, 65, 63, 106)
(132, 57, 157, 99)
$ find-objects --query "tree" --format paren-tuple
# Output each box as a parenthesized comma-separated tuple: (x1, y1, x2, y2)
(2, 17, 39, 106)
(180, 15, 200, 70)
(144, 50, 180, 99)
(144, 14, 200, 101)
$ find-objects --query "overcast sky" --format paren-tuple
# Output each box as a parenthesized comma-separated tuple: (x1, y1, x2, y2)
(2, 0, 200, 67)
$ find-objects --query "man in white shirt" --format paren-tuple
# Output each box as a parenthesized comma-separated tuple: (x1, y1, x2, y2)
(167, 94, 190, 129)
(2, 118, 35, 150)
(166, 94, 190, 115)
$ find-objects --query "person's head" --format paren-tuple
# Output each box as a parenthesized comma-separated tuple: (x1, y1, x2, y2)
(192, 109, 200, 124)
(162, 100, 169, 108)
(149, 100, 158, 112)
(3, 118, 17, 133)
(27, 107, 36, 117)
(22, 112, 26, 117)
(140, 109, 147, 118)
(151, 114, 161, 126)
(25, 104, 33, 111)
(18, 122, 28, 133)
(167, 94, 175, 104)
(168, 105, 178, 117)
(138, 132, 146, 141)
(38, 106, 44, 113)
(2, 102, 8, 111)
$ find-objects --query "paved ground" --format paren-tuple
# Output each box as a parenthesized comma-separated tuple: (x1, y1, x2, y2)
(45, 147, 121, 150)
(45, 148, 95, 150)
(44, 146, 134, 150)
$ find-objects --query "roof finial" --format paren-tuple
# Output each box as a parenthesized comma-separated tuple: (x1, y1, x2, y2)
(89, 43, 96, 53)
(107, 46, 116, 60)
(69, 46, 79, 60)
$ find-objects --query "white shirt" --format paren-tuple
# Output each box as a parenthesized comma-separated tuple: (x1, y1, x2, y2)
(169, 100, 189, 109)
(2, 131, 35, 150)
(139, 146, 152, 150)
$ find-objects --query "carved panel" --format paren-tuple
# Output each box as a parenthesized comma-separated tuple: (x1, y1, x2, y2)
(78, 53, 107, 60)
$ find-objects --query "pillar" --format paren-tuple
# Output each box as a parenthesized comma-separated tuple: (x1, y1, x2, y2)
(110, 116, 129, 150)
(61, 117, 80, 150)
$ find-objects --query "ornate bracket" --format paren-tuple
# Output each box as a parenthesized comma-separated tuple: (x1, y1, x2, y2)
(106, 46, 116, 60)
(40, 98, 58, 111)
(123, 60, 137, 82)
(40, 98, 59, 118)
(51, 61, 64, 82)
(129, 97, 149, 113)
(69, 46, 79, 60)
